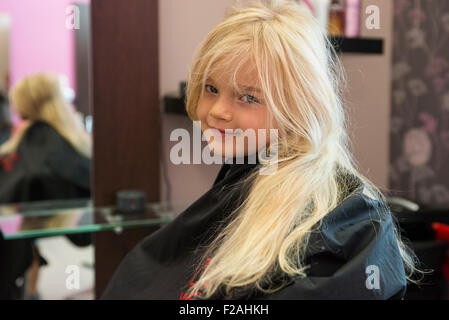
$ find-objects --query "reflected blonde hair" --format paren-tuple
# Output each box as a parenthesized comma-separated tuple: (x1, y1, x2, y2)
(185, 0, 421, 299)
(0, 72, 91, 158)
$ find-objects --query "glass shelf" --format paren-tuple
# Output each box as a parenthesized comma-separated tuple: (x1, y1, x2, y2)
(0, 199, 186, 240)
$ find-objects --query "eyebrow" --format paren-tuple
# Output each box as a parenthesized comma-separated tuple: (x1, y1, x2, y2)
(207, 77, 262, 93)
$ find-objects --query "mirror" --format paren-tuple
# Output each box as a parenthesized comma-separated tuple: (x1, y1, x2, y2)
(0, 0, 94, 300)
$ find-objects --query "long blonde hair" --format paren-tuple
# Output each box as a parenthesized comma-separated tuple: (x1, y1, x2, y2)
(0, 72, 91, 158)
(185, 0, 420, 299)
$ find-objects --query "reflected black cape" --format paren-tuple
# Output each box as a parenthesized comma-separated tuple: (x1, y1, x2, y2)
(0, 121, 91, 299)
(0, 121, 90, 202)
(101, 157, 407, 300)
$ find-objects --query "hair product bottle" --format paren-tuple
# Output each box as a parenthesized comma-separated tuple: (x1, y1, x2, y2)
(328, 0, 345, 36)
(344, 0, 360, 38)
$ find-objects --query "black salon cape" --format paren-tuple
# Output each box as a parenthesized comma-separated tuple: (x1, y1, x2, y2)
(0, 121, 91, 299)
(101, 158, 407, 300)
(0, 121, 90, 202)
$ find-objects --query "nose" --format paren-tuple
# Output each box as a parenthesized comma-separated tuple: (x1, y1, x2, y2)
(209, 95, 233, 122)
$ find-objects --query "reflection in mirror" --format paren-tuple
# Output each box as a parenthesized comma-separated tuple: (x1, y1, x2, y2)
(0, 0, 93, 300)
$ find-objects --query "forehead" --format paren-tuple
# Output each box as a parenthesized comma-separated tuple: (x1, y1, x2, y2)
(207, 56, 260, 88)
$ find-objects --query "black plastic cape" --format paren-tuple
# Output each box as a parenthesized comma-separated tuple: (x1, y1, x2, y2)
(101, 156, 407, 300)
(0, 121, 90, 202)
(0, 121, 91, 299)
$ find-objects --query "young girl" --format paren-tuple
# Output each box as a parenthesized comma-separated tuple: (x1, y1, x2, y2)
(102, 0, 418, 300)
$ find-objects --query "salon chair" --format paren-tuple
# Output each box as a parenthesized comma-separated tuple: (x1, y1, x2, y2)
(387, 196, 449, 300)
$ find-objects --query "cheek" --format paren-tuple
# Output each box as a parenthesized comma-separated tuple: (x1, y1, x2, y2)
(196, 99, 208, 123)
(240, 109, 269, 131)
(238, 109, 272, 151)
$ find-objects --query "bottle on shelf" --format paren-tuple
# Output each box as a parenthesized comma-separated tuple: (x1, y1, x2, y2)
(344, 0, 360, 38)
(328, 0, 345, 36)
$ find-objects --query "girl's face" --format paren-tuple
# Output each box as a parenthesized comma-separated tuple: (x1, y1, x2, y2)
(196, 61, 274, 159)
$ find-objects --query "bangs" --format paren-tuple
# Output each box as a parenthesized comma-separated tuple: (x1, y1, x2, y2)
(200, 44, 263, 98)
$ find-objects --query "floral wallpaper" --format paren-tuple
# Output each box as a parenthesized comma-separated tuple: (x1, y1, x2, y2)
(389, 0, 449, 208)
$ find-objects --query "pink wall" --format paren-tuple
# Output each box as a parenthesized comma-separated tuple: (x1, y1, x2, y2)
(0, 0, 89, 90)
(342, 0, 393, 190)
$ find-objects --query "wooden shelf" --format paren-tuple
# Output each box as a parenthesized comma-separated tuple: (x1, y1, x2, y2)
(330, 36, 384, 54)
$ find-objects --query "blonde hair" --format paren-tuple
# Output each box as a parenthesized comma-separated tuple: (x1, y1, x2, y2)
(185, 0, 421, 299)
(0, 72, 91, 158)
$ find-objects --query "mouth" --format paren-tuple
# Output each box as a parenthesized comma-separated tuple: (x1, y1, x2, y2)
(208, 126, 239, 138)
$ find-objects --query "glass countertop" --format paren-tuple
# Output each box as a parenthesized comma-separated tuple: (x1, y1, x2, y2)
(0, 199, 186, 240)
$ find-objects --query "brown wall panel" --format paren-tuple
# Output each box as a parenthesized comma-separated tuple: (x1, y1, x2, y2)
(91, 0, 160, 298)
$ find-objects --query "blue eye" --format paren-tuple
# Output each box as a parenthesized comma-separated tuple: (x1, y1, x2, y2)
(205, 84, 218, 94)
(205, 84, 260, 104)
(241, 94, 259, 104)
